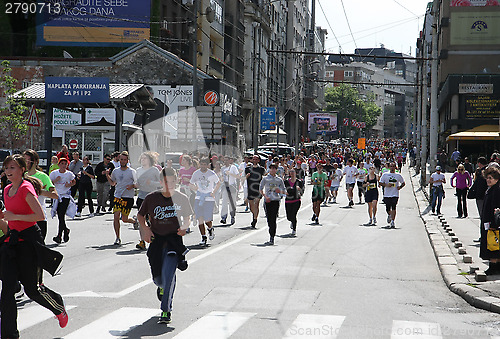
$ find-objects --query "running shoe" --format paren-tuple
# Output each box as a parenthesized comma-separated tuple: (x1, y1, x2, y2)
(53, 236, 62, 244)
(89, 213, 95, 217)
(220, 216, 227, 224)
(75, 212, 81, 217)
(251, 219, 257, 228)
(315, 217, 319, 224)
(158, 311, 171, 324)
(114, 238, 121, 246)
(390, 220, 395, 228)
(63, 229, 70, 243)
(208, 227, 215, 240)
(133, 216, 139, 230)
(245, 206, 249, 212)
(55, 310, 69, 328)
(387, 215, 391, 223)
(136, 240, 146, 250)
(156, 287, 164, 301)
(291, 230, 296, 236)
(265, 237, 274, 245)
(199, 237, 207, 246)
(230, 217, 235, 225)
(311, 214, 316, 221)
(373, 217, 377, 225)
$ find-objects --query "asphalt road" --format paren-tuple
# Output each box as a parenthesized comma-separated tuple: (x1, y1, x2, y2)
(14, 166, 500, 339)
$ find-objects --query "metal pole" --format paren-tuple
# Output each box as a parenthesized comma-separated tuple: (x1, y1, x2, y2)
(276, 108, 279, 154)
(429, 0, 439, 170)
(253, 25, 261, 152)
(192, 0, 199, 107)
(420, 41, 429, 187)
(44, 104, 53, 173)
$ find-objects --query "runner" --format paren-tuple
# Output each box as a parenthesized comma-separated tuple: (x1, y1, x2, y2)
(284, 168, 304, 236)
(0, 155, 68, 339)
(49, 157, 76, 244)
(107, 151, 138, 245)
(178, 155, 197, 229)
(68, 151, 83, 198)
(343, 158, 358, 207)
(76, 156, 95, 217)
(135, 151, 162, 250)
(220, 155, 239, 225)
(356, 161, 368, 204)
(363, 166, 379, 226)
(329, 162, 343, 204)
(23, 149, 59, 242)
(379, 161, 406, 228)
(95, 154, 113, 214)
(245, 155, 265, 228)
(137, 167, 191, 324)
(311, 163, 328, 224)
(259, 163, 285, 245)
(190, 157, 220, 246)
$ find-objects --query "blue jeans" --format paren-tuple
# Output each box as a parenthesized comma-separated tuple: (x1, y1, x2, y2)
(431, 186, 444, 213)
(153, 248, 177, 312)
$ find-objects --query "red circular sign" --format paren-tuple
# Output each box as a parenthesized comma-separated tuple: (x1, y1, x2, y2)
(204, 91, 219, 106)
(69, 139, 78, 149)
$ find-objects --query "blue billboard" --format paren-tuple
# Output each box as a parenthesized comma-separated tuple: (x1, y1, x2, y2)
(45, 77, 110, 104)
(260, 107, 276, 131)
(36, 0, 151, 47)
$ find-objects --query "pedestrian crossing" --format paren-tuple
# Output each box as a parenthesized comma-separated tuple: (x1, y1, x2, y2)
(18, 308, 498, 338)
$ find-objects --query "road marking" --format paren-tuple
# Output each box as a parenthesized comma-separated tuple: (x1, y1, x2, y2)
(18, 305, 76, 331)
(283, 314, 345, 338)
(391, 320, 442, 338)
(172, 311, 256, 339)
(64, 307, 159, 339)
(65, 202, 313, 299)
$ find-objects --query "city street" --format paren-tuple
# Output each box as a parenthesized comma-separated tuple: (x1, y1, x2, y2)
(16, 166, 500, 339)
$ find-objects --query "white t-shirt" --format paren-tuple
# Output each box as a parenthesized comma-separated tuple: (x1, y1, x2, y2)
(49, 170, 75, 198)
(221, 164, 239, 186)
(190, 169, 220, 201)
(111, 166, 137, 199)
(330, 169, 343, 187)
(357, 168, 368, 182)
(343, 165, 358, 184)
(380, 172, 405, 198)
(430, 172, 445, 187)
(363, 162, 374, 171)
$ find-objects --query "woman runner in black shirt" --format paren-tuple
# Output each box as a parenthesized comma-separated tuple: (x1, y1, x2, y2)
(284, 168, 304, 236)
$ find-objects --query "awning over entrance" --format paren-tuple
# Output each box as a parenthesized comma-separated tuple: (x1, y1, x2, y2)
(447, 125, 500, 141)
(11, 83, 156, 112)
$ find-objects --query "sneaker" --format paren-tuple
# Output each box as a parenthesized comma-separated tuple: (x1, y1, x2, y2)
(114, 238, 121, 246)
(53, 236, 62, 244)
(365, 219, 372, 226)
(220, 216, 227, 224)
(245, 206, 249, 212)
(390, 220, 395, 228)
(311, 214, 316, 221)
(266, 237, 274, 245)
(63, 229, 70, 243)
(208, 227, 215, 240)
(387, 215, 391, 223)
(349, 200, 354, 207)
(75, 212, 81, 217)
(158, 311, 171, 324)
(96, 207, 101, 214)
(199, 237, 207, 246)
(251, 219, 257, 228)
(230, 217, 235, 225)
(133, 216, 139, 230)
(291, 229, 296, 236)
(89, 213, 95, 217)
(332, 198, 336, 204)
(315, 217, 319, 224)
(136, 240, 146, 250)
(373, 217, 377, 225)
(55, 310, 69, 328)
(156, 287, 164, 301)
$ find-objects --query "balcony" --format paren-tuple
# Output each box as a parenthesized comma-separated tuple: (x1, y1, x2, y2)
(209, 56, 225, 78)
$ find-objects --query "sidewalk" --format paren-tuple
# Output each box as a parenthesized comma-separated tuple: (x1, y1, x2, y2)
(409, 166, 500, 314)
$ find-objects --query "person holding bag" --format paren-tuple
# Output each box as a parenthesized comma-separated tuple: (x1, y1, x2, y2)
(479, 166, 500, 275)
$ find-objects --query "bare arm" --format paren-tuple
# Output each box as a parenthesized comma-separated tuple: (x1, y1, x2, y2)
(3, 192, 44, 223)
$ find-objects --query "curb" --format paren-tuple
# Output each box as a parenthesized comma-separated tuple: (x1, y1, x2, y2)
(408, 167, 500, 314)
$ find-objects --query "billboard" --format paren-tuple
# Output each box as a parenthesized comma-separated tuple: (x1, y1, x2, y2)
(307, 112, 338, 134)
(45, 77, 109, 103)
(36, 0, 151, 46)
(450, 0, 500, 6)
(260, 107, 276, 131)
(451, 12, 500, 45)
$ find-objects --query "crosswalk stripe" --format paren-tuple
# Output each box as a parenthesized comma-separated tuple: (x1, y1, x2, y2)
(64, 307, 159, 339)
(172, 311, 256, 339)
(391, 320, 442, 339)
(283, 314, 345, 338)
(18, 305, 76, 331)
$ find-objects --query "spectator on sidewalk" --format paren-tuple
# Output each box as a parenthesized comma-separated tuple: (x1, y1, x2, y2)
(451, 148, 461, 167)
(474, 157, 489, 220)
(463, 157, 474, 175)
(76, 156, 95, 217)
(95, 154, 113, 214)
(430, 166, 446, 215)
(68, 152, 83, 198)
(479, 166, 500, 275)
(450, 164, 472, 218)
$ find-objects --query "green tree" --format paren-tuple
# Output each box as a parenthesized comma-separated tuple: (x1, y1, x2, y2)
(0, 60, 29, 150)
(324, 84, 382, 136)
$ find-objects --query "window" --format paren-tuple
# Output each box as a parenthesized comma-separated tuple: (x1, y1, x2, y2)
(344, 71, 353, 77)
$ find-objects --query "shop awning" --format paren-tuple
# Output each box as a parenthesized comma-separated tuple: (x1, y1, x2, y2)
(447, 125, 500, 141)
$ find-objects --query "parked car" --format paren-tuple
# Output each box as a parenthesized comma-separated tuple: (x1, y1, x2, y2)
(37, 150, 58, 168)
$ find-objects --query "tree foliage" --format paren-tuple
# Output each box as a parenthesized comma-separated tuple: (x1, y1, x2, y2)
(324, 84, 382, 130)
(0, 60, 29, 150)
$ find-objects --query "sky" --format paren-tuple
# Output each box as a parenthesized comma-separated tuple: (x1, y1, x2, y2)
(315, 0, 432, 56)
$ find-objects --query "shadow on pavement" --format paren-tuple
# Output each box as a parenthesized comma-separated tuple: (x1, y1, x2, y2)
(121, 317, 175, 338)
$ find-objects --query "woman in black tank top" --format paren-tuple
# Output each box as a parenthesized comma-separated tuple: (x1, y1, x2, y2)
(363, 166, 379, 226)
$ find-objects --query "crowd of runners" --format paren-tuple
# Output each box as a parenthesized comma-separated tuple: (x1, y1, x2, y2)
(0, 138, 411, 332)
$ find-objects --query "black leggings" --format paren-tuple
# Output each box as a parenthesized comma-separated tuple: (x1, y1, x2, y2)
(285, 201, 301, 230)
(456, 188, 468, 217)
(37, 220, 47, 242)
(1, 240, 65, 339)
(77, 182, 94, 214)
(56, 198, 70, 237)
(265, 200, 280, 237)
